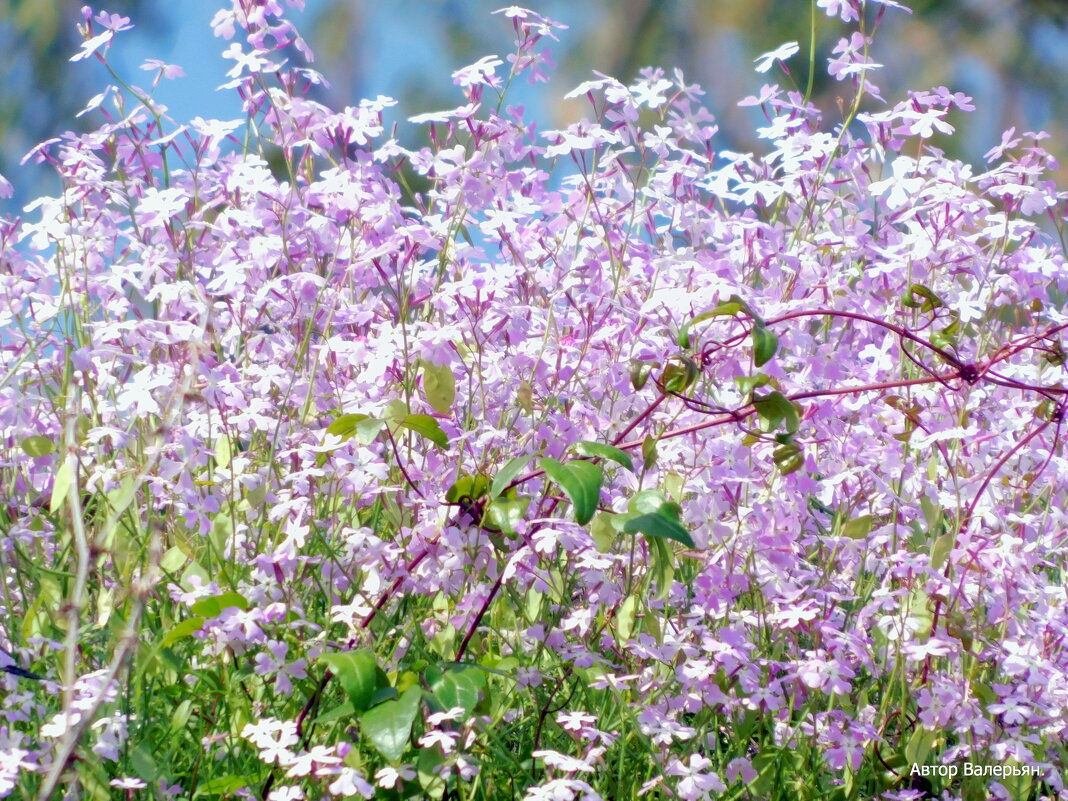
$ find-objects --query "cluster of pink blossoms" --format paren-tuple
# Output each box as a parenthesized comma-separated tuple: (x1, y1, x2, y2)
(2, 1, 1068, 799)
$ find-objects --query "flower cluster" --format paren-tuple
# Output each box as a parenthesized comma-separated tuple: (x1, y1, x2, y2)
(2, 1, 1068, 799)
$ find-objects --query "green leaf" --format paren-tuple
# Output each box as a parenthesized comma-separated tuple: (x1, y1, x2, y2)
(214, 435, 232, 470)
(663, 471, 685, 502)
(326, 413, 384, 446)
(420, 361, 456, 416)
(483, 495, 530, 535)
(641, 435, 658, 472)
(615, 595, 638, 643)
(369, 687, 399, 707)
(629, 359, 656, 390)
(590, 512, 616, 553)
(772, 441, 805, 475)
(400, 414, 448, 448)
(384, 399, 409, 422)
(627, 489, 682, 520)
(170, 700, 194, 733)
(445, 474, 491, 504)
(130, 743, 162, 782)
(195, 776, 256, 797)
(360, 686, 423, 763)
(659, 355, 699, 393)
(50, 459, 73, 514)
(191, 591, 250, 618)
(623, 513, 695, 548)
(490, 453, 538, 499)
(647, 535, 675, 601)
(571, 441, 634, 472)
(161, 616, 205, 646)
(427, 667, 483, 717)
(735, 372, 772, 396)
(312, 701, 356, 725)
(321, 650, 378, 713)
(1043, 340, 1066, 367)
(539, 458, 602, 525)
(904, 726, 938, 767)
(20, 436, 54, 457)
(676, 301, 744, 348)
(752, 324, 778, 367)
(753, 391, 800, 434)
(160, 546, 188, 574)
(931, 313, 961, 351)
(839, 515, 873, 540)
(418, 746, 447, 799)
(929, 531, 955, 569)
(902, 283, 944, 313)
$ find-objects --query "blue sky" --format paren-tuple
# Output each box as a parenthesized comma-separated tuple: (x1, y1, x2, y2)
(106, 1, 586, 139)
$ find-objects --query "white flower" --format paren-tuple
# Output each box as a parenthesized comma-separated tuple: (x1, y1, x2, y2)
(754, 41, 800, 73)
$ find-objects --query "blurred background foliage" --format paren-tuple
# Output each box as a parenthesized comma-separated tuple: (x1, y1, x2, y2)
(4, 0, 1068, 194)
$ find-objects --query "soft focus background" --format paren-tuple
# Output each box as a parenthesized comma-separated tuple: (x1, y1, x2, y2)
(5, 0, 1068, 199)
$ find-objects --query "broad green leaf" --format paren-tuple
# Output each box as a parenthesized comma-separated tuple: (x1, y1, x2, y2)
(623, 512, 695, 547)
(929, 531, 955, 569)
(540, 458, 602, 525)
(1043, 340, 1066, 366)
(747, 751, 778, 798)
(659, 355, 699, 393)
(326, 413, 384, 446)
(902, 283, 944, 312)
(321, 650, 378, 713)
(418, 746, 447, 799)
(427, 667, 482, 717)
(214, 435, 232, 470)
(772, 441, 805, 475)
(590, 512, 616, 553)
(170, 700, 194, 733)
(445, 474, 491, 504)
(360, 686, 423, 763)
(1001, 763, 1034, 801)
(641, 435, 658, 471)
(735, 372, 772, 396)
(369, 687, 399, 707)
(931, 314, 961, 350)
(20, 436, 54, 457)
(312, 701, 356, 725)
(130, 743, 162, 782)
(50, 459, 73, 514)
(400, 414, 448, 448)
(484, 495, 531, 535)
(616, 595, 638, 643)
(904, 726, 938, 767)
(516, 381, 534, 412)
(490, 452, 538, 499)
(384, 399, 410, 422)
(195, 775, 255, 796)
(839, 515, 873, 540)
(663, 471, 685, 502)
(160, 546, 188, 574)
(420, 361, 456, 416)
(627, 489, 682, 520)
(753, 391, 800, 434)
(191, 591, 250, 618)
(752, 324, 778, 367)
(571, 440, 634, 472)
(919, 496, 942, 532)
(161, 616, 205, 646)
(648, 535, 675, 601)
(181, 560, 210, 592)
(629, 359, 656, 390)
(675, 298, 749, 348)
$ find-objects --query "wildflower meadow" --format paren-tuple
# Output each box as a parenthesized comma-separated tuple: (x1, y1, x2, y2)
(3, 1, 1068, 799)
